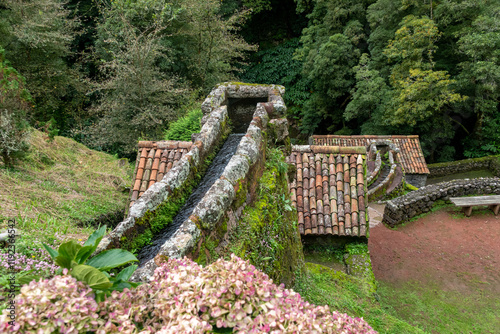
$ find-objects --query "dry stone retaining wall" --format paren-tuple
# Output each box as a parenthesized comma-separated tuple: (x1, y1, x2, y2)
(428, 156, 500, 177)
(383, 177, 500, 227)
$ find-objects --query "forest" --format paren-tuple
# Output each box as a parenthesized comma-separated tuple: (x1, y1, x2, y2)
(1, 0, 499, 164)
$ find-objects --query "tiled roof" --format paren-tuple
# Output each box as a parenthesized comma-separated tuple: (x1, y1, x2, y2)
(312, 135, 429, 175)
(287, 145, 368, 237)
(128, 140, 192, 209)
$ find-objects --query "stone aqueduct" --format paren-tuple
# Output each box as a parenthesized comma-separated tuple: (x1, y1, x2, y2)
(95, 82, 500, 281)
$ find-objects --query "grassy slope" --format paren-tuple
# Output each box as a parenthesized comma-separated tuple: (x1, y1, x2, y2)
(0, 129, 132, 254)
(295, 262, 426, 334)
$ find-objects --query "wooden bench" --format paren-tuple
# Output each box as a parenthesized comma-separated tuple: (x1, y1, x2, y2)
(449, 195, 500, 217)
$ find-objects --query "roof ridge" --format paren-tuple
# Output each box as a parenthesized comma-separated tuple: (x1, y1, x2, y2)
(138, 140, 193, 149)
(292, 145, 366, 155)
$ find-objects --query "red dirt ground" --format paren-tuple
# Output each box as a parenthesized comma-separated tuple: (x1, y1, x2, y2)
(368, 207, 500, 295)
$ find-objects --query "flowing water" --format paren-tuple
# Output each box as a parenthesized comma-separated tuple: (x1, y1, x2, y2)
(137, 134, 244, 265)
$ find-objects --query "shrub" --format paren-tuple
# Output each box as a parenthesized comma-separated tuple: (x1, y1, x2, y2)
(0, 274, 103, 333)
(0, 47, 31, 167)
(164, 108, 203, 142)
(0, 255, 376, 333)
(43, 226, 140, 302)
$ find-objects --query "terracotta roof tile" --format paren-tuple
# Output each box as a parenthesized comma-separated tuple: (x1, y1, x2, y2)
(127, 140, 192, 210)
(288, 145, 368, 238)
(312, 135, 429, 174)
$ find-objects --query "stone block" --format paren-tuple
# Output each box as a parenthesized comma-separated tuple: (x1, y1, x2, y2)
(192, 179, 236, 230)
(221, 154, 250, 186)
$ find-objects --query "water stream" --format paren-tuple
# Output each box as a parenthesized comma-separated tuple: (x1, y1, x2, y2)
(137, 134, 244, 265)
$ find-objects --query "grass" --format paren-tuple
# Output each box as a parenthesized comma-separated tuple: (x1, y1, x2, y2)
(377, 280, 500, 333)
(426, 169, 494, 185)
(0, 129, 133, 257)
(294, 262, 426, 334)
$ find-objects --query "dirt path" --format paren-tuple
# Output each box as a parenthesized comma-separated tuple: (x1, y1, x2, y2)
(369, 207, 500, 295)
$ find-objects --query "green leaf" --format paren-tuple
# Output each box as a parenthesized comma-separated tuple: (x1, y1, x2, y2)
(83, 225, 107, 249)
(75, 245, 96, 265)
(71, 265, 112, 290)
(42, 243, 59, 259)
(86, 249, 138, 271)
(54, 255, 74, 269)
(18, 274, 40, 285)
(115, 265, 138, 282)
(111, 281, 133, 291)
(58, 241, 81, 261)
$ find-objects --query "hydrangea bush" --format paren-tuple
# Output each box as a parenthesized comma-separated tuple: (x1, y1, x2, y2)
(0, 255, 377, 333)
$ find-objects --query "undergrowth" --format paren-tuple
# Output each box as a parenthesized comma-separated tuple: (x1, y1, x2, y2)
(296, 241, 426, 334)
(223, 147, 304, 285)
(0, 129, 132, 258)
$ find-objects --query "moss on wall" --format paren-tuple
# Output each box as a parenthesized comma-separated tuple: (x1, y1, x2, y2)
(120, 118, 232, 254)
(428, 155, 500, 177)
(216, 146, 305, 287)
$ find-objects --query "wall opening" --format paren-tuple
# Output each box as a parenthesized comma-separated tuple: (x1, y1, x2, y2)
(228, 98, 267, 133)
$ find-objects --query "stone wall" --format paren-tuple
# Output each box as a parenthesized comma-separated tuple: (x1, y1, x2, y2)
(96, 106, 231, 254)
(383, 177, 500, 227)
(366, 145, 381, 186)
(367, 149, 397, 201)
(96, 82, 297, 282)
(428, 155, 500, 177)
(405, 174, 427, 188)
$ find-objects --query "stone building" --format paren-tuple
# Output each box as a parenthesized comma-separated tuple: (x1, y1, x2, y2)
(311, 135, 429, 188)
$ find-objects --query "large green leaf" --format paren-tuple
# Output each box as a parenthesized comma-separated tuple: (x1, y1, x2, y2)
(114, 265, 138, 282)
(53, 241, 81, 269)
(71, 265, 112, 290)
(83, 225, 107, 249)
(75, 245, 95, 265)
(55, 255, 75, 269)
(18, 274, 40, 285)
(111, 281, 133, 292)
(86, 249, 138, 271)
(42, 243, 59, 259)
(58, 241, 81, 261)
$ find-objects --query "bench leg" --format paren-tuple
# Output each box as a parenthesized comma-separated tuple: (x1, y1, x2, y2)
(463, 206, 473, 217)
(489, 205, 500, 215)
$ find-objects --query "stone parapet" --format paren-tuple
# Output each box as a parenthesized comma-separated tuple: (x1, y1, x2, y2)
(383, 177, 500, 227)
(428, 155, 500, 177)
(131, 102, 273, 281)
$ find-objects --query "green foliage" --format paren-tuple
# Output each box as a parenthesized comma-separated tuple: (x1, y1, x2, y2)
(294, 263, 425, 334)
(164, 108, 203, 141)
(82, 0, 186, 157)
(344, 53, 390, 128)
(383, 16, 466, 127)
(295, 0, 371, 133)
(241, 38, 311, 118)
(168, 0, 257, 92)
(42, 226, 140, 301)
(0, 47, 31, 167)
(0, 0, 84, 132)
(223, 147, 304, 285)
(457, 8, 500, 158)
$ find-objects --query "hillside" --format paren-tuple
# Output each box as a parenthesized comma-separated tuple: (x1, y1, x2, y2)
(0, 129, 132, 250)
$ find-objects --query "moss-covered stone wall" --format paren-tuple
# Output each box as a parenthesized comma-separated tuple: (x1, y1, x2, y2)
(428, 155, 500, 177)
(209, 146, 305, 287)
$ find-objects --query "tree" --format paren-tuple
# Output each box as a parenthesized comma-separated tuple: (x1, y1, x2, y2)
(383, 15, 465, 127)
(456, 10, 500, 157)
(294, 0, 372, 134)
(0, 0, 82, 131)
(82, 0, 186, 157)
(168, 0, 256, 93)
(0, 48, 31, 167)
(344, 53, 390, 125)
